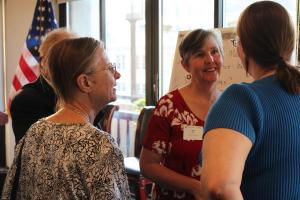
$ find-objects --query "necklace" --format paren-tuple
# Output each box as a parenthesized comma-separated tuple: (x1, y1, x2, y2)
(65, 104, 90, 123)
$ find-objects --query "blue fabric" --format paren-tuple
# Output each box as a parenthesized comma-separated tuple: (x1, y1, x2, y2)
(204, 75, 300, 200)
(26, 0, 58, 61)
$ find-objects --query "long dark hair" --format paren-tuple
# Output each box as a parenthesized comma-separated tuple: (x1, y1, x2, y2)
(237, 1, 300, 94)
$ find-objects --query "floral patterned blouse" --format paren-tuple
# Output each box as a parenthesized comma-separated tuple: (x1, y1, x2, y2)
(2, 118, 130, 200)
(143, 89, 204, 200)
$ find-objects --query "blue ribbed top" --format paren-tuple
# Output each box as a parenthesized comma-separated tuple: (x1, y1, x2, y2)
(204, 75, 300, 200)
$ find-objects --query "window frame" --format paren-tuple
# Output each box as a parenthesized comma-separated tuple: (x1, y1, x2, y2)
(58, 0, 299, 104)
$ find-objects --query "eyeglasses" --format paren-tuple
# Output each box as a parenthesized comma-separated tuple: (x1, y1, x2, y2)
(85, 62, 117, 76)
(230, 36, 239, 47)
(105, 63, 117, 75)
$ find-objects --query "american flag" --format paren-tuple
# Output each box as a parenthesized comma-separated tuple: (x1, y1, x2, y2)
(8, 0, 57, 109)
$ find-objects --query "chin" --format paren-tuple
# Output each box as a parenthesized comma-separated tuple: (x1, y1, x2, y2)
(110, 95, 117, 102)
(204, 75, 218, 82)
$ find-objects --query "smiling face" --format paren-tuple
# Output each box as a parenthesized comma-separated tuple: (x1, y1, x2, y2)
(182, 35, 223, 84)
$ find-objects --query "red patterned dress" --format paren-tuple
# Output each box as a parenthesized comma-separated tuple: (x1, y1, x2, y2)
(143, 89, 204, 200)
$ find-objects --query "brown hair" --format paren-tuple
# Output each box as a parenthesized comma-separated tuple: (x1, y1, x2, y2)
(47, 37, 103, 104)
(237, 1, 300, 94)
(39, 28, 76, 79)
(179, 29, 224, 65)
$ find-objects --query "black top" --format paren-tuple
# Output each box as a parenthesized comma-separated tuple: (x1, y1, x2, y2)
(10, 76, 56, 144)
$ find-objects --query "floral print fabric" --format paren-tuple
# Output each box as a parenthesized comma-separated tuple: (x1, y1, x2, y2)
(2, 118, 130, 200)
(143, 89, 204, 200)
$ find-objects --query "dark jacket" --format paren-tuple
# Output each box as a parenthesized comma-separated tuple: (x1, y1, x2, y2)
(10, 76, 56, 144)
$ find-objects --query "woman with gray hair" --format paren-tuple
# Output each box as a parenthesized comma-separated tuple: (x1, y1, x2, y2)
(2, 37, 130, 199)
(140, 29, 224, 200)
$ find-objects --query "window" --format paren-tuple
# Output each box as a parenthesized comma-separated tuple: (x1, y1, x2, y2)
(223, 0, 298, 64)
(223, 0, 298, 28)
(66, 0, 145, 112)
(159, 0, 214, 96)
(65, 0, 217, 110)
(105, 0, 146, 111)
(62, 0, 299, 157)
(67, 0, 100, 39)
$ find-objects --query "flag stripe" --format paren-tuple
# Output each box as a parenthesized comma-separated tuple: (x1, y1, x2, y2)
(12, 75, 22, 92)
(14, 66, 30, 87)
(22, 45, 39, 76)
(19, 56, 38, 83)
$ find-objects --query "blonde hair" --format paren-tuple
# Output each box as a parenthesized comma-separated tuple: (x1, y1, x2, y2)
(38, 28, 77, 79)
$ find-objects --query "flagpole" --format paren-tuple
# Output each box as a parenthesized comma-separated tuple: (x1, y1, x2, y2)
(1, 0, 7, 167)
(2, 0, 7, 111)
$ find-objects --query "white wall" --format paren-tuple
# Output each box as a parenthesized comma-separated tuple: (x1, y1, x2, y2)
(5, 0, 35, 91)
(4, 0, 36, 165)
(0, 1, 4, 110)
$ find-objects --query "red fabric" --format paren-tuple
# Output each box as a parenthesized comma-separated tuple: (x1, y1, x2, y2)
(18, 55, 38, 83)
(143, 89, 204, 200)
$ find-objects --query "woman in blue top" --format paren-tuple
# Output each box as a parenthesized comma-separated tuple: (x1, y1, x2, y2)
(200, 1, 300, 200)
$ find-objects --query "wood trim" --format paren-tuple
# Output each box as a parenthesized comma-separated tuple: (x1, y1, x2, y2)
(145, 0, 159, 105)
(214, 0, 223, 28)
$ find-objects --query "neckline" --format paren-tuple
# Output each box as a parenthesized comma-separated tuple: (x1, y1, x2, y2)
(42, 117, 88, 126)
(174, 89, 205, 123)
(64, 105, 91, 123)
(256, 70, 276, 80)
(254, 74, 275, 83)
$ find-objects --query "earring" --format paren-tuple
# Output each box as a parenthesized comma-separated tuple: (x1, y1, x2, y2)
(186, 74, 191, 80)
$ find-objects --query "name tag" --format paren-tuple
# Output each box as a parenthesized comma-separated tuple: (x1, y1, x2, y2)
(183, 125, 203, 141)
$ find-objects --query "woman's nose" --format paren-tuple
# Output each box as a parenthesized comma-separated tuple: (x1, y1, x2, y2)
(205, 53, 214, 63)
(114, 70, 121, 79)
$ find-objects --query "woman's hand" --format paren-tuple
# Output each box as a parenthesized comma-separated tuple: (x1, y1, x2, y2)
(191, 179, 203, 200)
(140, 148, 204, 196)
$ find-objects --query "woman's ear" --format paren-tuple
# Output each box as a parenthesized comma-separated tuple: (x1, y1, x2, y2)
(76, 74, 92, 93)
(181, 59, 190, 73)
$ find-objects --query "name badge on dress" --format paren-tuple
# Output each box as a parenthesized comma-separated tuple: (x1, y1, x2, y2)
(183, 125, 203, 141)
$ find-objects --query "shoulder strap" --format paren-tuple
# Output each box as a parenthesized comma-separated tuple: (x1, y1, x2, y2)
(10, 141, 25, 200)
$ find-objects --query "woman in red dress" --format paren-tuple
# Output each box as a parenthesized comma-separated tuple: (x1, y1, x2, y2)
(140, 29, 224, 200)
